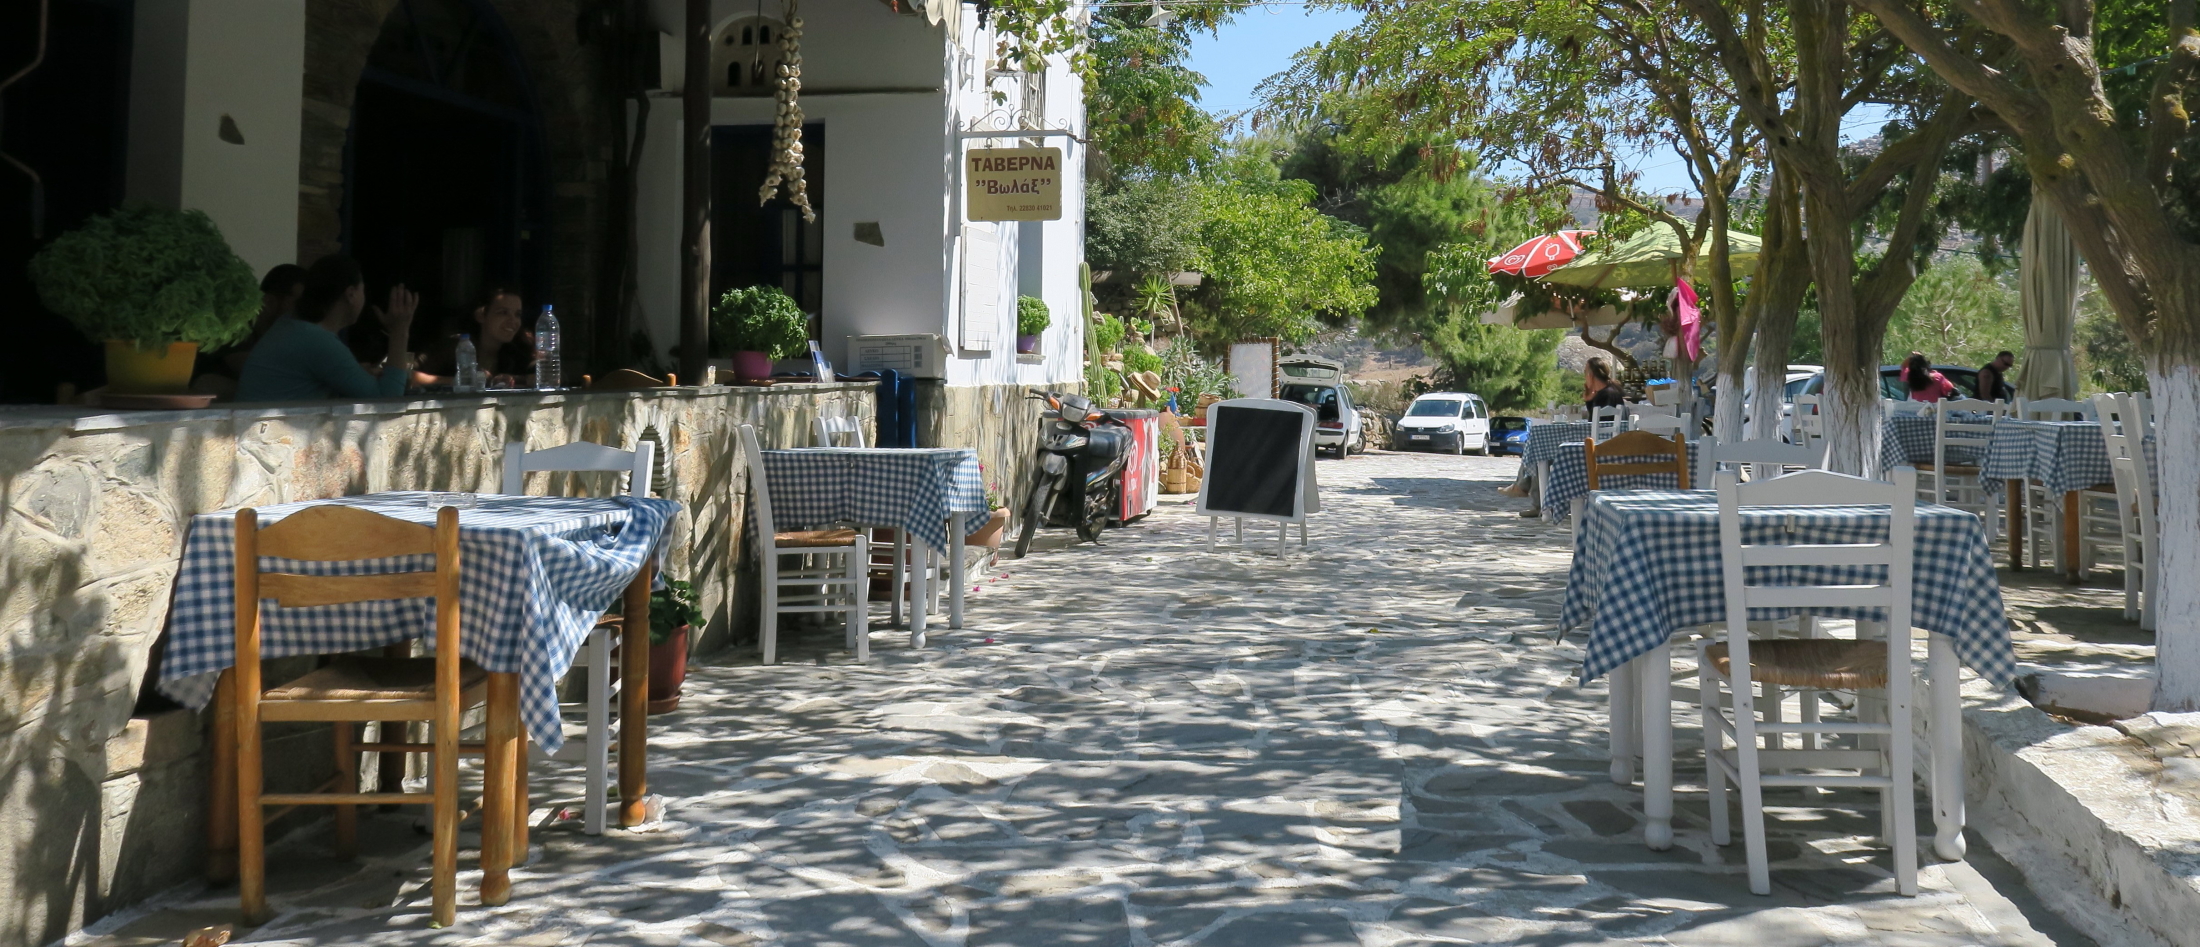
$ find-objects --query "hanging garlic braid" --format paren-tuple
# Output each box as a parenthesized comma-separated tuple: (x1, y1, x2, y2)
(758, 0, 814, 221)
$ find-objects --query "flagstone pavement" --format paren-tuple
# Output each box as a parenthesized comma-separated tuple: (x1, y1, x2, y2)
(81, 450, 2094, 947)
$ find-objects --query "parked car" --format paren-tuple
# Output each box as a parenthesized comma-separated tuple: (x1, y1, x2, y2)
(1395, 392, 1492, 454)
(1278, 357, 1364, 458)
(1489, 416, 1531, 455)
(1785, 365, 1983, 403)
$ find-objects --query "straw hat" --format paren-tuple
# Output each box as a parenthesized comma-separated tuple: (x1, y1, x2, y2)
(1128, 371, 1164, 402)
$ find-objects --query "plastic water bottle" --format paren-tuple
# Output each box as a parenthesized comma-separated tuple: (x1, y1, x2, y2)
(534, 305, 561, 390)
(453, 334, 479, 393)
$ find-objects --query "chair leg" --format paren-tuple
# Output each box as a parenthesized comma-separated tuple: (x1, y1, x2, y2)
(515, 732, 531, 865)
(1889, 681, 1920, 896)
(762, 549, 780, 664)
(1698, 643, 1729, 846)
(480, 673, 519, 907)
(236, 686, 268, 923)
(1734, 711, 1771, 896)
(848, 540, 870, 660)
(429, 695, 459, 929)
(890, 530, 906, 628)
(333, 722, 358, 860)
(585, 625, 610, 836)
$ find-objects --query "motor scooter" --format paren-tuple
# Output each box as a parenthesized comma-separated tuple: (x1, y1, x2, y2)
(1013, 390, 1132, 556)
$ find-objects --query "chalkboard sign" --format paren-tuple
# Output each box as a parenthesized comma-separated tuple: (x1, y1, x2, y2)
(1196, 399, 1318, 526)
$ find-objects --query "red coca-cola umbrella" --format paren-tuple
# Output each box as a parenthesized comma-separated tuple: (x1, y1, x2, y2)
(1486, 230, 1596, 279)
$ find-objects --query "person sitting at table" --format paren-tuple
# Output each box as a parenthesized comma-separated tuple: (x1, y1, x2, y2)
(1902, 351, 1958, 402)
(1585, 357, 1625, 409)
(1976, 350, 2016, 402)
(415, 285, 538, 388)
(235, 255, 417, 402)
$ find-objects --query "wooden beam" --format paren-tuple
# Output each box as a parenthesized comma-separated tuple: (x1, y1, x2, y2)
(679, 0, 712, 383)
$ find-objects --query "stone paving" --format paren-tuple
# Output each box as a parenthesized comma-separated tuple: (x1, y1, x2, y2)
(80, 450, 2094, 947)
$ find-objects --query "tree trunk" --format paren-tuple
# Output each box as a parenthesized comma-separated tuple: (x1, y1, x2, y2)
(1746, 166, 1808, 441)
(2151, 358, 2200, 709)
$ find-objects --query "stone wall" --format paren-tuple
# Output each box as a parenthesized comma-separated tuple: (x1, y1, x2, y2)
(0, 383, 869, 946)
(916, 381, 1078, 525)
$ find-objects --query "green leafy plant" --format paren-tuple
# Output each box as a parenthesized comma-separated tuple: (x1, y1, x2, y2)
(649, 579, 705, 644)
(1123, 347, 1165, 376)
(27, 202, 259, 347)
(1091, 313, 1127, 352)
(1017, 296, 1051, 336)
(710, 286, 810, 358)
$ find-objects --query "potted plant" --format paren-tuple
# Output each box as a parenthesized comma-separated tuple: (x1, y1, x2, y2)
(711, 286, 810, 382)
(1015, 295, 1050, 355)
(648, 579, 705, 713)
(970, 464, 1010, 549)
(28, 203, 258, 393)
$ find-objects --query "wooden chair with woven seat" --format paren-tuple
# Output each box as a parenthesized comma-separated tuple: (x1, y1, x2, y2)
(812, 413, 937, 629)
(1696, 466, 1921, 897)
(501, 439, 655, 836)
(216, 505, 521, 926)
(738, 424, 871, 662)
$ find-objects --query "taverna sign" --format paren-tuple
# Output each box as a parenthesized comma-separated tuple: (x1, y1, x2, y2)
(966, 147, 1063, 221)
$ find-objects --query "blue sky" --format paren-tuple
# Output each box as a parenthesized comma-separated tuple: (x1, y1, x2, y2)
(1185, 9, 1706, 197)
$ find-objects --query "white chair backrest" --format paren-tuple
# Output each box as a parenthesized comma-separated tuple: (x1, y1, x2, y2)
(736, 424, 776, 540)
(501, 440, 654, 499)
(1934, 398, 2004, 453)
(2102, 391, 2157, 513)
(1716, 465, 1917, 690)
(1634, 413, 1690, 438)
(1792, 394, 1823, 438)
(2128, 390, 2156, 439)
(2018, 397, 2093, 421)
(814, 414, 866, 447)
(1696, 435, 1830, 486)
(1883, 398, 1931, 417)
(1590, 403, 1627, 440)
(1648, 385, 1681, 407)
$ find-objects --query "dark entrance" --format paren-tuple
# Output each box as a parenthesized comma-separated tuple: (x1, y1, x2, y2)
(344, 0, 547, 361)
(712, 124, 825, 327)
(0, 0, 134, 402)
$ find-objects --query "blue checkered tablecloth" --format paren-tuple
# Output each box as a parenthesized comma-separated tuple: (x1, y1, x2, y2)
(1544, 440, 1701, 517)
(1560, 490, 2014, 686)
(1879, 413, 1990, 471)
(1981, 419, 2114, 496)
(157, 492, 678, 752)
(1523, 421, 1594, 469)
(760, 447, 986, 554)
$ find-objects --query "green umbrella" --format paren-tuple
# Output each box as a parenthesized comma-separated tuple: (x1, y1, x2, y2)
(1541, 226, 1762, 289)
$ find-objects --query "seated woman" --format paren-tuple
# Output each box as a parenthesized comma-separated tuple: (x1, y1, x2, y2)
(235, 255, 416, 402)
(1584, 356, 1625, 409)
(416, 286, 537, 388)
(1902, 351, 1958, 402)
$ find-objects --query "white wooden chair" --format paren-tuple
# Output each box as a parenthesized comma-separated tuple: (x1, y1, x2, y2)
(500, 439, 654, 836)
(1589, 403, 1627, 440)
(1918, 399, 2005, 539)
(1695, 435, 1829, 486)
(810, 414, 937, 627)
(2096, 393, 2159, 628)
(1633, 412, 1691, 439)
(1791, 394, 1823, 443)
(739, 424, 870, 663)
(1698, 466, 1921, 897)
(1882, 398, 1932, 418)
(2012, 398, 2117, 574)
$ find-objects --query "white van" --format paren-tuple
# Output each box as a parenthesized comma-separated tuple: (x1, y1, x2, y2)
(1277, 356, 1364, 458)
(1396, 392, 1491, 454)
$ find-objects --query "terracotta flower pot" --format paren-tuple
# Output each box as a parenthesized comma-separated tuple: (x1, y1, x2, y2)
(647, 625, 689, 714)
(104, 340, 199, 394)
(1015, 334, 1041, 355)
(733, 350, 774, 382)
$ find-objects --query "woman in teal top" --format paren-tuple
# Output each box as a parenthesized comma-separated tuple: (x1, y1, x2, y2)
(236, 255, 417, 402)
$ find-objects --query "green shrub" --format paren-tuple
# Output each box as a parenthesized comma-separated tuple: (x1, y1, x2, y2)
(710, 286, 810, 358)
(1123, 347, 1164, 376)
(1017, 296, 1051, 336)
(650, 579, 706, 644)
(28, 202, 259, 347)
(1091, 313, 1126, 352)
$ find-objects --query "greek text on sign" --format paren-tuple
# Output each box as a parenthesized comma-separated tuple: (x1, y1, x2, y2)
(967, 147, 1063, 221)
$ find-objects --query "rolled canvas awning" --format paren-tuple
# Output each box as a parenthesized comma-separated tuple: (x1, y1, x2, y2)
(1542, 227, 1762, 290)
(1480, 294, 1627, 330)
(2018, 187, 2082, 400)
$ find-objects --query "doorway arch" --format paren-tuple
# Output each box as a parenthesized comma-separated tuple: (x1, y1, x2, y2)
(342, 0, 550, 358)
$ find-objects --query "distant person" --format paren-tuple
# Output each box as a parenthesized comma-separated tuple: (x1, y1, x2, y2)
(1977, 350, 2016, 401)
(1584, 357, 1625, 409)
(235, 255, 416, 402)
(1903, 352, 1958, 402)
(417, 286, 537, 388)
(192, 264, 308, 396)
